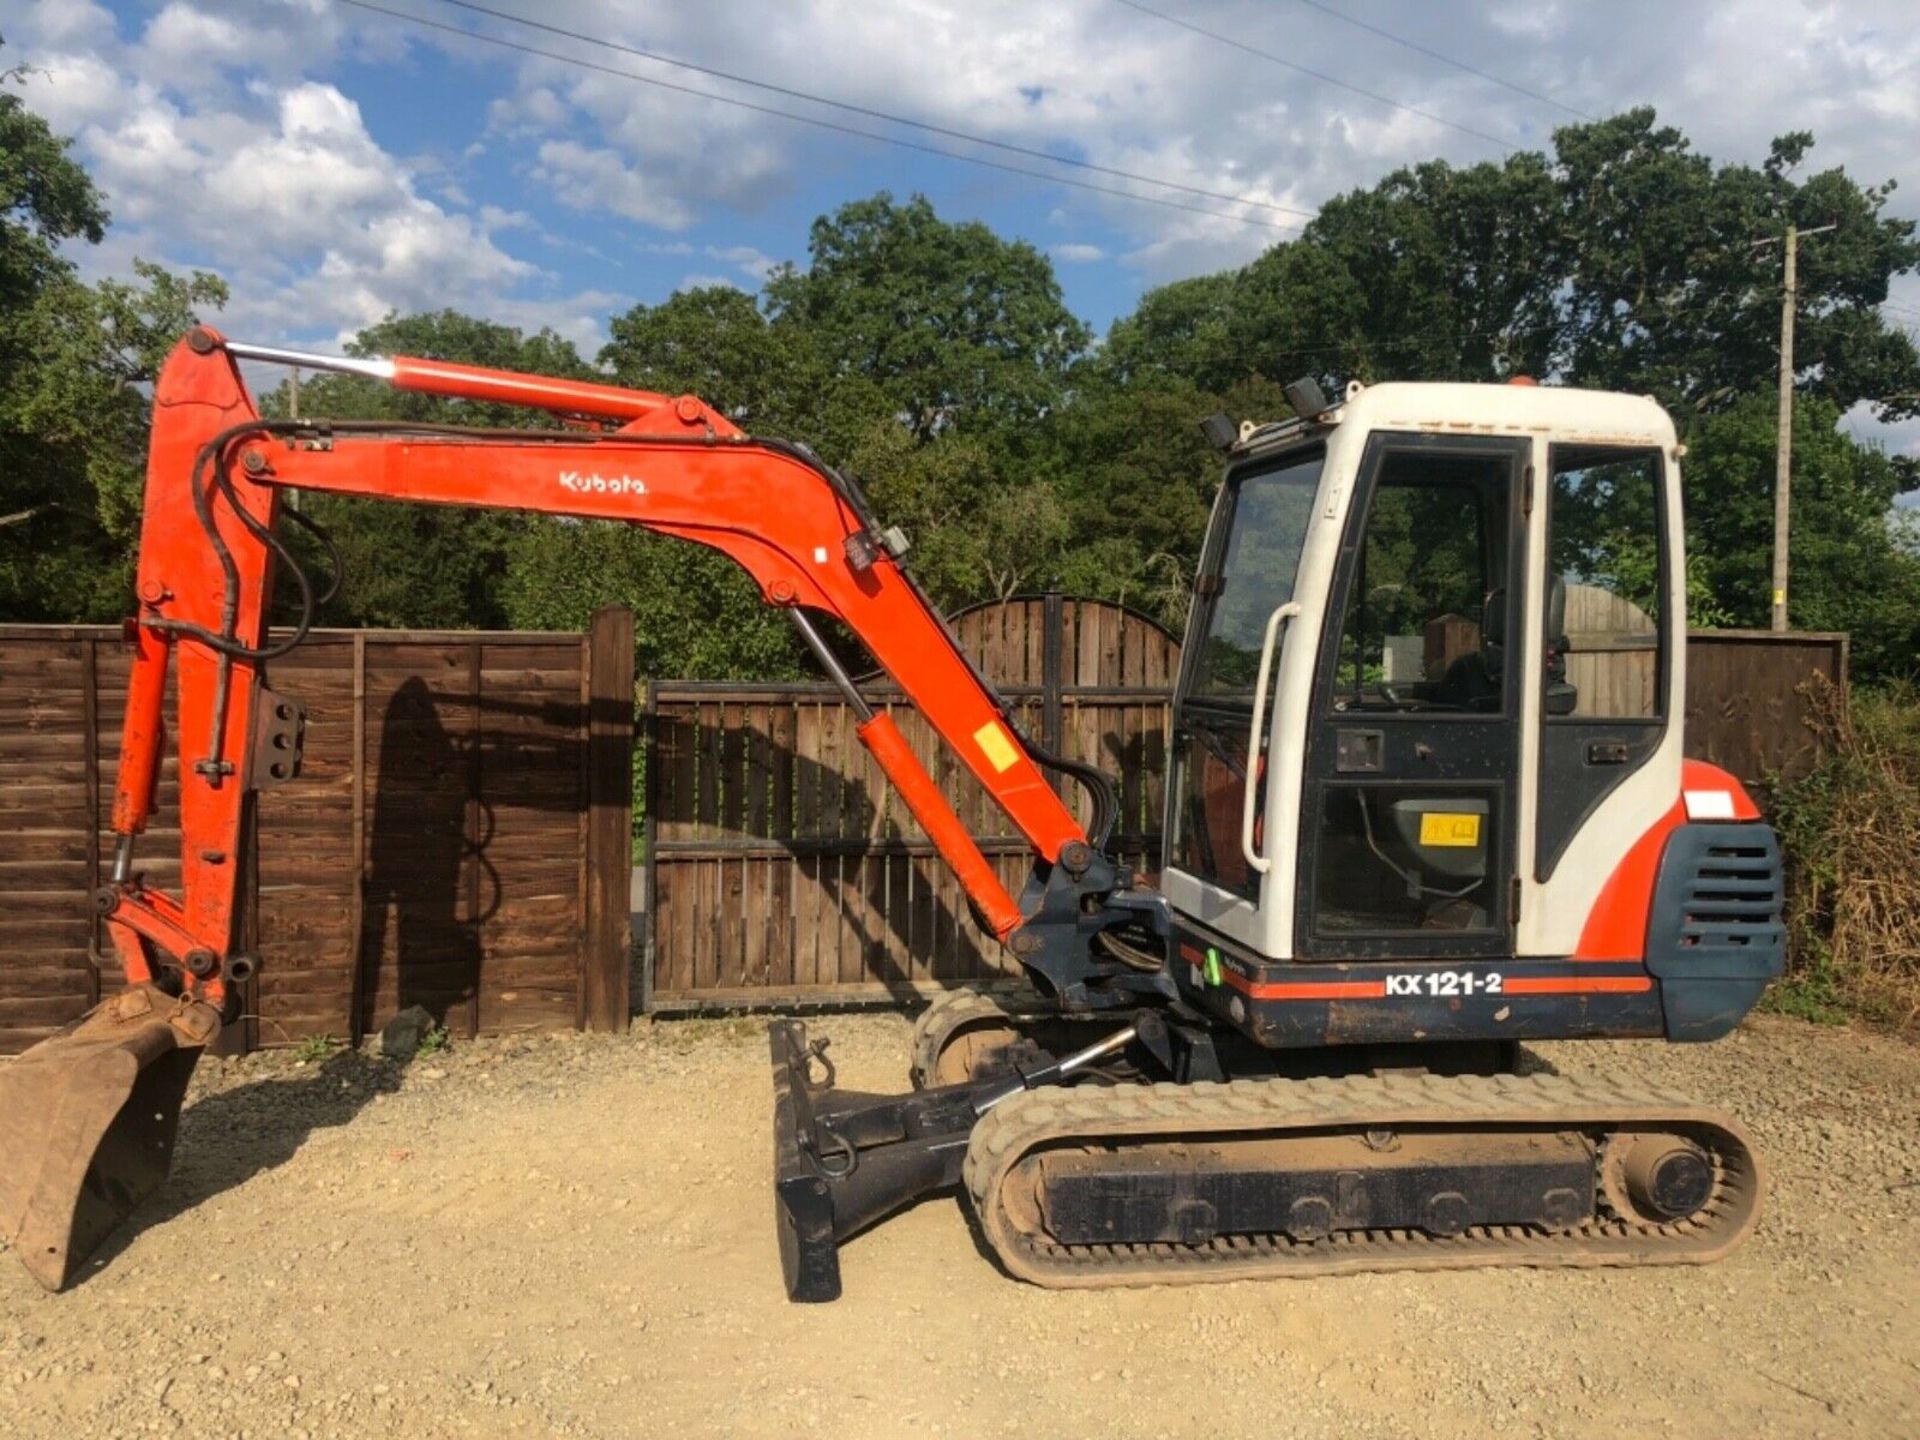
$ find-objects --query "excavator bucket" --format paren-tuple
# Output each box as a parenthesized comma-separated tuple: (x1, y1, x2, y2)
(0, 984, 220, 1291)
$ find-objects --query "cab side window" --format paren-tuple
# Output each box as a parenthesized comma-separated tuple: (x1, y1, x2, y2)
(1545, 447, 1665, 721)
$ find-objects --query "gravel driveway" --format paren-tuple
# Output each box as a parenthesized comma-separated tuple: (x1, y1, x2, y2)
(1, 1010, 1915, 1439)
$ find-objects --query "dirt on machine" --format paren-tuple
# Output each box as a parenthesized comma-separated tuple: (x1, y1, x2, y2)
(2, 331, 1783, 1301)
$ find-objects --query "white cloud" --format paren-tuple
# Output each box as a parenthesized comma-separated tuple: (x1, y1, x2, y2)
(0, 0, 592, 349)
(707, 244, 776, 281)
(140, 2, 250, 73)
(11, 49, 131, 132)
(16, 0, 115, 48)
(3, 0, 1917, 399)
(532, 139, 697, 230)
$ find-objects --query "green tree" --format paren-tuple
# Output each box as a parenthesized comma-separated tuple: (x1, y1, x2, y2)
(599, 284, 889, 461)
(1555, 118, 1920, 416)
(1684, 393, 1920, 680)
(0, 41, 227, 619)
(502, 519, 801, 680)
(263, 310, 597, 630)
(763, 193, 1090, 440)
(1035, 373, 1289, 626)
(1095, 111, 1920, 658)
(1097, 273, 1239, 392)
(841, 419, 1066, 606)
(1108, 110, 1920, 422)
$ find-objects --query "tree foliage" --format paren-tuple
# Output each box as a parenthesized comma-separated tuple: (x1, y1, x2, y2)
(0, 40, 226, 619)
(763, 193, 1090, 441)
(1683, 394, 1920, 678)
(1, 61, 1914, 685)
(1108, 110, 1920, 424)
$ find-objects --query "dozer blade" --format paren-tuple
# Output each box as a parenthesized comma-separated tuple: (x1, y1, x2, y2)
(0, 983, 220, 1291)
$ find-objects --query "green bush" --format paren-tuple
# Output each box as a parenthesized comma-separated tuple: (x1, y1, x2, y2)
(1768, 680, 1920, 1027)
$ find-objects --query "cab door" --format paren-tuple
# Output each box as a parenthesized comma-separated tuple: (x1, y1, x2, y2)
(1295, 433, 1529, 960)
(1162, 446, 1324, 949)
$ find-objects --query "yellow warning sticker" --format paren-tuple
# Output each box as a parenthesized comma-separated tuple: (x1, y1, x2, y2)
(1418, 812, 1482, 847)
(973, 720, 1021, 774)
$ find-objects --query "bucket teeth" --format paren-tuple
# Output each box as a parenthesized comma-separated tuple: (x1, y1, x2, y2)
(0, 984, 220, 1290)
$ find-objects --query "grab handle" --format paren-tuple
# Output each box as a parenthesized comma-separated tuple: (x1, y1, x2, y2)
(1241, 602, 1302, 876)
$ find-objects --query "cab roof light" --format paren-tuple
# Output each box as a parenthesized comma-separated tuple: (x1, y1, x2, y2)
(1284, 376, 1331, 420)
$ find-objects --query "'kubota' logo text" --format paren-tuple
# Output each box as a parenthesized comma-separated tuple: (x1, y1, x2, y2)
(559, 470, 647, 496)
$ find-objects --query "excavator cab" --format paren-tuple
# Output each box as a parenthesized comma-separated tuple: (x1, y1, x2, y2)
(1154, 381, 1779, 1051)
(775, 380, 1781, 1299)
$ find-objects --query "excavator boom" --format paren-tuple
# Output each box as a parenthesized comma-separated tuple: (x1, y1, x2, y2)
(1, 328, 1145, 1289)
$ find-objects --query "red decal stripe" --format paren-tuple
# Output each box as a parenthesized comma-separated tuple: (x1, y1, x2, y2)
(1218, 969, 1388, 1001)
(1502, 976, 1653, 995)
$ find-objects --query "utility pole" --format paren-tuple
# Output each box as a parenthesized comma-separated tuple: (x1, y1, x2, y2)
(1754, 222, 1836, 631)
(287, 368, 302, 513)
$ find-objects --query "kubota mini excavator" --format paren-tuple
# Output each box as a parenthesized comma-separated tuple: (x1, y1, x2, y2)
(0, 331, 1783, 1300)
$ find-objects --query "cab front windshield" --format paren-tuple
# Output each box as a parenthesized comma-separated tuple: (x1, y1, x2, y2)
(1168, 447, 1322, 897)
(1188, 449, 1323, 699)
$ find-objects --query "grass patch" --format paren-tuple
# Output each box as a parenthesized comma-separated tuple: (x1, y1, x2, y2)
(292, 1033, 344, 1064)
(1768, 679, 1920, 1030)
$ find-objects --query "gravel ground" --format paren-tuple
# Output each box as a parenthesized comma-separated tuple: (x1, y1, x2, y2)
(0, 1009, 1915, 1439)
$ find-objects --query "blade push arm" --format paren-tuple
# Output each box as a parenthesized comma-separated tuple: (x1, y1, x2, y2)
(104, 329, 1110, 1008)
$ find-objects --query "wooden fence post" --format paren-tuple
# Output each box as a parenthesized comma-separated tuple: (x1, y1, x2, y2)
(581, 607, 636, 1030)
(80, 634, 102, 1011)
(639, 677, 657, 1016)
(464, 640, 483, 1039)
(348, 631, 367, 1045)
(1042, 590, 1064, 756)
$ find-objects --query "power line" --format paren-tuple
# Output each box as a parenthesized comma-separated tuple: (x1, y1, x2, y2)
(1282, 0, 1595, 121)
(337, 3, 1302, 232)
(336, 2, 1305, 233)
(1110, 0, 1515, 154)
(428, 0, 1316, 222)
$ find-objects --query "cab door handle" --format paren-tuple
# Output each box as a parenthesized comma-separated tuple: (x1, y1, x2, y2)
(1241, 602, 1302, 876)
(1586, 740, 1629, 765)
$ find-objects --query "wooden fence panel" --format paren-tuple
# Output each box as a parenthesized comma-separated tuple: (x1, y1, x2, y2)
(1685, 629, 1848, 787)
(645, 595, 1181, 1007)
(646, 604, 1854, 1009)
(0, 636, 99, 1047)
(0, 615, 632, 1055)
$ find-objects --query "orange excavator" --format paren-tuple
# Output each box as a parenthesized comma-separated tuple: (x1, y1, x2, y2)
(0, 330, 1783, 1300)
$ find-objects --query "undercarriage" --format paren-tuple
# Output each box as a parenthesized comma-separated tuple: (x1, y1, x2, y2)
(771, 1003, 1762, 1301)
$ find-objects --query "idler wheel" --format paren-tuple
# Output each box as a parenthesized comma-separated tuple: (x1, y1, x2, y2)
(1604, 1134, 1715, 1222)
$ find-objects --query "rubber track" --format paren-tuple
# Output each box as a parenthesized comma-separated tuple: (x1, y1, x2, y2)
(963, 1070, 1764, 1289)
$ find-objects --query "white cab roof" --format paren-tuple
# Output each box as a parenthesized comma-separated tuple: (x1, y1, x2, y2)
(1335, 381, 1677, 449)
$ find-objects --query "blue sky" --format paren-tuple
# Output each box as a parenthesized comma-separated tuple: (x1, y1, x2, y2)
(6, 0, 1919, 475)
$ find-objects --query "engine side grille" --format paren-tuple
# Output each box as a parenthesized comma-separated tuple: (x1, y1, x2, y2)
(1647, 822, 1785, 980)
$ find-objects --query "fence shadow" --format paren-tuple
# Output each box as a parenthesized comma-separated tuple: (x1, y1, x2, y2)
(647, 704, 1164, 995)
(353, 678, 633, 1037)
